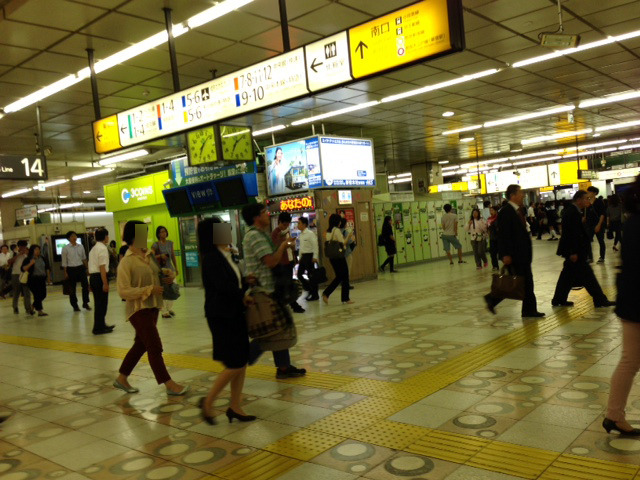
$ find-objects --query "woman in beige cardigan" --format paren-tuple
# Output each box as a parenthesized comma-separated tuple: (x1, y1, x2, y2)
(113, 221, 188, 396)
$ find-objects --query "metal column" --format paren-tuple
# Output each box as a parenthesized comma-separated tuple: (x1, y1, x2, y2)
(86, 48, 101, 120)
(164, 7, 181, 92)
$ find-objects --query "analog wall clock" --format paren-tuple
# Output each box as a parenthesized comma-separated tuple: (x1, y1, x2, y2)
(221, 125, 253, 161)
(188, 126, 216, 165)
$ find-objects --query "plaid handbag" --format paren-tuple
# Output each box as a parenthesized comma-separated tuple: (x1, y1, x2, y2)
(245, 288, 288, 339)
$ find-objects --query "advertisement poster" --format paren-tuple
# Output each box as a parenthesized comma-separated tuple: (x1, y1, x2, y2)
(319, 137, 375, 187)
(265, 140, 307, 196)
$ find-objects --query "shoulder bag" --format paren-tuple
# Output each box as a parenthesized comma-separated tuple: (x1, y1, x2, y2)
(245, 288, 288, 339)
(324, 229, 345, 259)
(19, 270, 29, 284)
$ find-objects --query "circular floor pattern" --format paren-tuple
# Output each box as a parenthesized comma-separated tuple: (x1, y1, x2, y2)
(181, 447, 226, 466)
(332, 442, 375, 462)
(456, 378, 490, 388)
(598, 437, 640, 455)
(1, 471, 41, 480)
(474, 402, 515, 415)
(143, 465, 183, 480)
(473, 370, 507, 379)
(384, 455, 434, 476)
(0, 460, 20, 474)
(556, 390, 595, 403)
(454, 414, 497, 429)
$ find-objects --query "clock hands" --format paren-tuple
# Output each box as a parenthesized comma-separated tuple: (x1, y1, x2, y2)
(199, 134, 213, 158)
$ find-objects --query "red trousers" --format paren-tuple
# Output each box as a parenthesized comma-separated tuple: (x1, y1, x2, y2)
(119, 308, 170, 385)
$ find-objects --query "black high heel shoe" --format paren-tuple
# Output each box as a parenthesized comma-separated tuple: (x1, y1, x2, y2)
(199, 398, 216, 425)
(602, 418, 640, 435)
(226, 408, 256, 423)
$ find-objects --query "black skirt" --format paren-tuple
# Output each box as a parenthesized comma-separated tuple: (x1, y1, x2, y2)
(207, 315, 250, 369)
(384, 240, 397, 256)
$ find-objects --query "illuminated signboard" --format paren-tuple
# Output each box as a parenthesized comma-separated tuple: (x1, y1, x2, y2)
(93, 0, 464, 155)
(338, 190, 352, 204)
(267, 195, 315, 214)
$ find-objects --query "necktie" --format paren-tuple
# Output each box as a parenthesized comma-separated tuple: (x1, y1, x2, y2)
(518, 207, 527, 226)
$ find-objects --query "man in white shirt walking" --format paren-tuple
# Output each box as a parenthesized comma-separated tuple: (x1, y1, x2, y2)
(297, 216, 319, 301)
(62, 231, 91, 312)
(88, 228, 114, 335)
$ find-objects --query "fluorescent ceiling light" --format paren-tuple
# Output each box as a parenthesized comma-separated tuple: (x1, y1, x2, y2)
(460, 136, 475, 143)
(72, 168, 114, 181)
(390, 177, 412, 183)
(187, 0, 253, 29)
(511, 155, 562, 166)
(438, 160, 449, 164)
(97, 197, 105, 201)
(395, 173, 412, 178)
(510, 149, 563, 160)
(442, 165, 459, 171)
(1, 0, 251, 114)
(2, 188, 32, 198)
(35, 178, 69, 189)
(521, 128, 592, 145)
(564, 139, 628, 151)
(381, 69, 500, 103)
(38, 202, 83, 213)
(59, 195, 68, 199)
(442, 111, 455, 117)
(99, 149, 148, 166)
(512, 29, 640, 68)
(442, 125, 482, 136)
(83, 190, 91, 194)
(593, 133, 601, 137)
(290, 101, 379, 126)
(624, 143, 640, 149)
(595, 119, 640, 133)
(484, 105, 575, 128)
(222, 129, 250, 138)
(253, 125, 286, 136)
(443, 170, 463, 177)
(579, 90, 640, 109)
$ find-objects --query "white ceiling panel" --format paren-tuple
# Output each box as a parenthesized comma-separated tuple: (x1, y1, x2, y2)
(194, 11, 279, 42)
(80, 13, 162, 42)
(7, 0, 107, 30)
(290, 3, 370, 36)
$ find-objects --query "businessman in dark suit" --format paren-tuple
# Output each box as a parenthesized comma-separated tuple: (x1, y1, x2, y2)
(551, 190, 615, 308)
(485, 184, 544, 318)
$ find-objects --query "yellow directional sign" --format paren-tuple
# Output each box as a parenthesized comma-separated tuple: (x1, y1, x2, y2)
(93, 115, 121, 154)
(349, 0, 462, 79)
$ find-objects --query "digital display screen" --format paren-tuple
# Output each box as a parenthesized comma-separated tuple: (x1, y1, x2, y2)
(265, 137, 321, 196)
(319, 137, 375, 187)
(55, 237, 82, 256)
(163, 188, 193, 216)
(216, 177, 248, 208)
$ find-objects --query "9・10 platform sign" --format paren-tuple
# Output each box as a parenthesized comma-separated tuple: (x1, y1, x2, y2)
(93, 0, 464, 155)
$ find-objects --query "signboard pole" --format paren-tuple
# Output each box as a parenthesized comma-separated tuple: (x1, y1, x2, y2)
(278, 0, 291, 52)
(86, 48, 101, 120)
(163, 8, 181, 92)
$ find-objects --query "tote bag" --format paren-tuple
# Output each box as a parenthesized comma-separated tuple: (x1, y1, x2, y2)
(490, 266, 525, 300)
(324, 229, 345, 259)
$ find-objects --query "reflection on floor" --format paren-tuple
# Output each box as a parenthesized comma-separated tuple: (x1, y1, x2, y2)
(1, 239, 638, 480)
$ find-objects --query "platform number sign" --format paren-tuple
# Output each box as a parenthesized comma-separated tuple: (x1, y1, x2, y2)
(0, 155, 48, 181)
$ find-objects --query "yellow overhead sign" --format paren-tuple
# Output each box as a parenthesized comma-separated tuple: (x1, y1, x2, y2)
(348, 0, 461, 79)
(93, 115, 121, 154)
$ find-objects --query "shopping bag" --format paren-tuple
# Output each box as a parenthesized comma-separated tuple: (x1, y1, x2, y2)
(490, 266, 525, 300)
(245, 290, 287, 339)
(19, 271, 29, 284)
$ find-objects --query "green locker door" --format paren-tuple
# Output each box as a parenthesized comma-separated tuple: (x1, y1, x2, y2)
(374, 203, 386, 266)
(392, 203, 406, 264)
(402, 202, 415, 263)
(411, 203, 423, 262)
(419, 202, 431, 260)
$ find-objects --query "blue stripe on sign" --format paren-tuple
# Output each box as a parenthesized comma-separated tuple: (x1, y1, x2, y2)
(235, 94, 241, 107)
(158, 118, 163, 130)
(182, 96, 186, 108)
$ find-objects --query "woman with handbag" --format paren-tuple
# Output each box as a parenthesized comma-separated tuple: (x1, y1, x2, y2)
(152, 226, 178, 318)
(114, 220, 188, 396)
(322, 213, 354, 305)
(21, 245, 50, 317)
(379, 216, 398, 272)
(466, 208, 488, 269)
(198, 217, 256, 425)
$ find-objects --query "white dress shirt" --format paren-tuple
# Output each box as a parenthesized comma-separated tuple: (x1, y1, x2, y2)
(62, 242, 86, 267)
(88, 242, 109, 274)
(0, 252, 9, 268)
(298, 228, 319, 259)
(11, 253, 26, 275)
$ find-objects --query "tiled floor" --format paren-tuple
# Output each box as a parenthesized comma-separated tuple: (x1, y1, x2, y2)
(1, 239, 639, 480)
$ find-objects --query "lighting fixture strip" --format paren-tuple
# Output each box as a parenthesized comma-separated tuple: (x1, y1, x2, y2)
(1, 0, 254, 113)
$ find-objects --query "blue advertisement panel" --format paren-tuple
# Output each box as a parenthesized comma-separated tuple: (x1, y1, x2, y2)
(265, 140, 308, 196)
(306, 137, 321, 188)
(319, 137, 375, 187)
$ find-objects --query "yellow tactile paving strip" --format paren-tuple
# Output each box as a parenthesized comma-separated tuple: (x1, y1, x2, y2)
(2, 288, 636, 479)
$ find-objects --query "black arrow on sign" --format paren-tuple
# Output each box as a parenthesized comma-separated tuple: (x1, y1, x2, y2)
(355, 40, 368, 59)
(120, 126, 128, 134)
(310, 58, 323, 73)
(96, 133, 103, 142)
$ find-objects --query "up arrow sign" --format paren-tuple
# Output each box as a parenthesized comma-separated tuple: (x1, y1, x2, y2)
(355, 40, 368, 59)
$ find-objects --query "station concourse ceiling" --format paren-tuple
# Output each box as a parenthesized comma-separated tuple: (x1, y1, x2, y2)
(0, 0, 639, 202)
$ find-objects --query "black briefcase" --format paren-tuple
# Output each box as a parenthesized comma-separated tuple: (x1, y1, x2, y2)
(310, 267, 328, 284)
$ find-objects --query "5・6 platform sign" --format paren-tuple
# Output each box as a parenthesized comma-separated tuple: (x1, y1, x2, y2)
(0, 155, 47, 181)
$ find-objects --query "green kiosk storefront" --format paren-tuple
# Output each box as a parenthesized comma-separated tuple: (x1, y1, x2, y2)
(104, 171, 184, 285)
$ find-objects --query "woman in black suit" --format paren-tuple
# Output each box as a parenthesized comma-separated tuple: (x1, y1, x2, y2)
(605, 176, 640, 435)
(198, 217, 256, 425)
(379, 215, 397, 272)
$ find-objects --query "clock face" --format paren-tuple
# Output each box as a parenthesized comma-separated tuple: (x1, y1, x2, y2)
(188, 126, 216, 166)
(221, 125, 253, 161)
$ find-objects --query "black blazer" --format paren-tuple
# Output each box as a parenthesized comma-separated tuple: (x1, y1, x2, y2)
(556, 204, 590, 260)
(202, 248, 245, 320)
(616, 215, 640, 322)
(497, 203, 532, 265)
